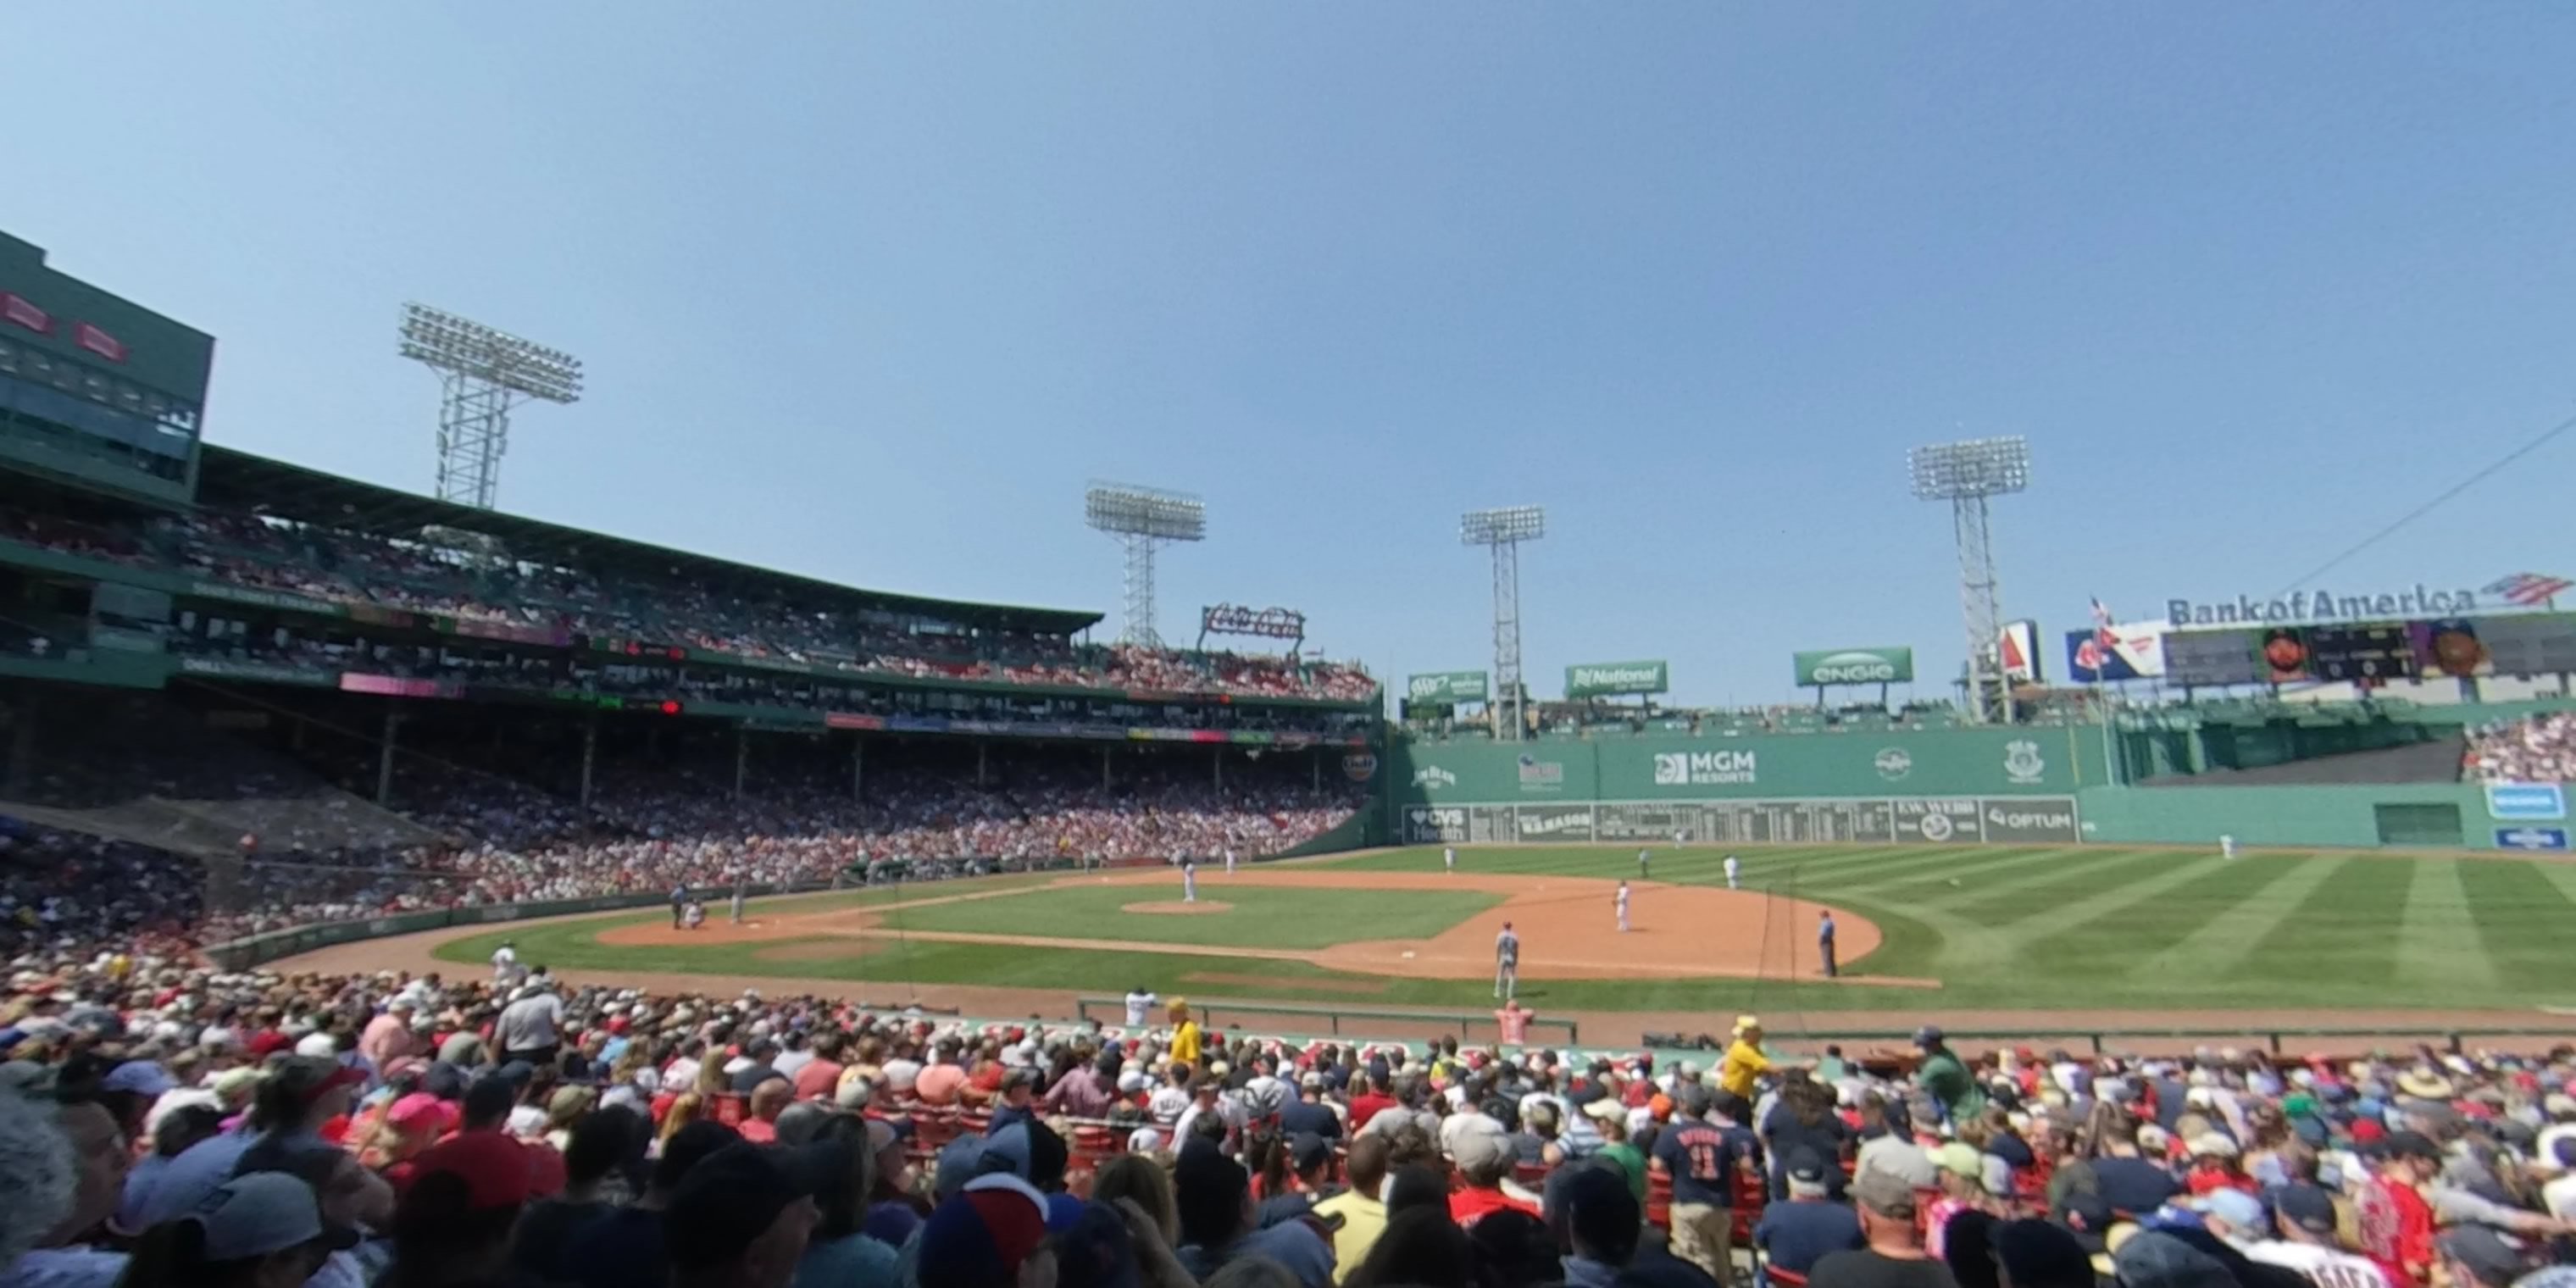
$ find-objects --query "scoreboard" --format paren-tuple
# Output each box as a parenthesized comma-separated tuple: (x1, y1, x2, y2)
(2165, 613, 2576, 686)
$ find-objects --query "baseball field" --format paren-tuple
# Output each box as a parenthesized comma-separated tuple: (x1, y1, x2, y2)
(386, 844, 2576, 1035)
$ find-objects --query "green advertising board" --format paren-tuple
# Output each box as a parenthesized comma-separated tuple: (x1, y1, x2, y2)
(1565, 660, 1668, 699)
(1405, 671, 1490, 705)
(1792, 647, 1915, 686)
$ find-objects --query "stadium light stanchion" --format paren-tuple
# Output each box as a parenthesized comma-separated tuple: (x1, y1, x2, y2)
(398, 303, 584, 510)
(1085, 482, 1208, 647)
(1907, 436, 2030, 724)
(1460, 506, 1545, 742)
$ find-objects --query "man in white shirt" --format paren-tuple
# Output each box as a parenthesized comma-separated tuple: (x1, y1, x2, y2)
(1124, 987, 1158, 1029)
(495, 982, 564, 1064)
(2246, 1185, 2389, 1288)
(490, 941, 520, 987)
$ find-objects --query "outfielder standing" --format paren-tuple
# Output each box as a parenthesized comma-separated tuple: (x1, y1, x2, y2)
(1724, 854, 1740, 891)
(1224, 847, 1237, 875)
(1637, 847, 1651, 879)
(2221, 834, 2239, 861)
(1494, 920, 1520, 999)
(1182, 858, 1198, 904)
(1445, 846, 1457, 874)
(1616, 881, 1632, 933)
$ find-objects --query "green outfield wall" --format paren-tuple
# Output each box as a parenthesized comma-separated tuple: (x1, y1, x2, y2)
(1381, 730, 2545, 852)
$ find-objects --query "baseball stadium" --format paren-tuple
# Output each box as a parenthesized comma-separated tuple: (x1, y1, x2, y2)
(5, 227, 2575, 1060)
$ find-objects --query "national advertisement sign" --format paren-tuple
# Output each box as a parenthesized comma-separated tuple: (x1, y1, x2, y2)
(1405, 671, 1491, 705)
(1793, 647, 1915, 687)
(2065, 622, 2168, 682)
(1565, 660, 1668, 699)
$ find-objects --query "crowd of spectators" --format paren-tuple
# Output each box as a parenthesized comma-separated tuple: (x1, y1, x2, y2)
(0, 702, 1364, 958)
(0, 965, 2573, 1288)
(0, 510, 1377, 703)
(2463, 715, 2576, 786)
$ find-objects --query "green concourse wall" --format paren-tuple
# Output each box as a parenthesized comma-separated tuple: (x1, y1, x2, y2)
(2074, 783, 2496, 850)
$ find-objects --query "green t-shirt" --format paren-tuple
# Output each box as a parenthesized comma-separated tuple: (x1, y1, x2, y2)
(1599, 1141, 1649, 1203)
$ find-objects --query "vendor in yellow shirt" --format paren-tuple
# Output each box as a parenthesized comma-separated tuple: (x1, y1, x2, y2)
(1168, 998, 1203, 1068)
(1718, 1014, 1772, 1100)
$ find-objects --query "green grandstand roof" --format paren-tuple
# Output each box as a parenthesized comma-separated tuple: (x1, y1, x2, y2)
(195, 445, 1105, 635)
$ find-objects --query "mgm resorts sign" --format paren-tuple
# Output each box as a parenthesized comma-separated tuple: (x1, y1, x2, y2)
(2165, 585, 2482, 628)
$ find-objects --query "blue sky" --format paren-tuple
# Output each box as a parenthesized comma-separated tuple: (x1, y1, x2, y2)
(8, 5, 2575, 707)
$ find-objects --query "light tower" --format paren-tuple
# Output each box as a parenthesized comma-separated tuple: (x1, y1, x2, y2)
(1085, 481, 1206, 647)
(1908, 436, 2030, 724)
(398, 303, 584, 510)
(1461, 506, 1545, 741)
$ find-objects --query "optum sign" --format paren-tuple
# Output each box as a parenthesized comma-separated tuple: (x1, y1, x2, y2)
(1793, 647, 1916, 686)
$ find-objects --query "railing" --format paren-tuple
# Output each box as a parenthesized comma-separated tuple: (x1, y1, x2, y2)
(1075, 996, 1578, 1046)
(1756, 1024, 2576, 1060)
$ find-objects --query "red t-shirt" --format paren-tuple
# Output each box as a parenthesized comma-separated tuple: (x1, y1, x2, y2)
(247, 1030, 292, 1059)
(1348, 1093, 1396, 1130)
(1496, 1008, 1531, 1045)
(738, 1118, 779, 1144)
(1449, 1185, 1540, 1227)
(793, 1059, 845, 1102)
(2357, 1174, 2433, 1287)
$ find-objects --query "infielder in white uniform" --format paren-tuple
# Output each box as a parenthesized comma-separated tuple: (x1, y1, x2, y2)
(1445, 846, 1457, 874)
(1637, 848, 1651, 879)
(1724, 854, 1740, 890)
(1615, 881, 1631, 933)
(1224, 848, 1236, 875)
(1494, 921, 1520, 999)
(2221, 834, 2239, 861)
(1182, 858, 1198, 903)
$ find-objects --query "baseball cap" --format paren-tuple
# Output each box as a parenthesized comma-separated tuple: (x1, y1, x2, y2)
(1932, 1141, 1981, 1178)
(1674, 1083, 1712, 1116)
(103, 1060, 176, 1098)
(2383, 1130, 2443, 1161)
(1290, 1132, 1333, 1173)
(2273, 1185, 2337, 1235)
(1852, 1169, 1918, 1219)
(918, 1173, 1051, 1288)
(1913, 1025, 1945, 1046)
(1580, 1098, 1625, 1124)
(1449, 1118, 1513, 1174)
(2195, 1189, 2264, 1232)
(190, 1172, 359, 1262)
(1785, 1149, 1829, 1185)
(664, 1142, 845, 1270)
(409, 1132, 544, 1209)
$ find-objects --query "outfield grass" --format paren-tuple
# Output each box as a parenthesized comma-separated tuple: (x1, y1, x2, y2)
(432, 845, 2576, 1013)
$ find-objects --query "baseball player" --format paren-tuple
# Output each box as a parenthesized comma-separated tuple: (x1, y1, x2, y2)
(1673, 829, 1686, 847)
(1724, 854, 1740, 890)
(1637, 847, 1651, 879)
(1444, 846, 1457, 874)
(2221, 834, 2239, 861)
(1818, 911, 1838, 978)
(1182, 858, 1199, 904)
(1494, 921, 1520, 999)
(1615, 881, 1632, 933)
(1224, 847, 1237, 875)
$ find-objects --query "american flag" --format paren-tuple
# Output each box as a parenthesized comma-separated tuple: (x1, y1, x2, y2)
(2484, 573, 2573, 607)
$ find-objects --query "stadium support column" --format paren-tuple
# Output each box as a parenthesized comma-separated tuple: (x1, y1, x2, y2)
(852, 739, 864, 801)
(580, 714, 597, 808)
(1213, 749, 1222, 791)
(2, 690, 36, 796)
(977, 743, 988, 786)
(734, 728, 749, 800)
(1461, 507, 1544, 743)
(376, 708, 404, 804)
(1102, 747, 1113, 790)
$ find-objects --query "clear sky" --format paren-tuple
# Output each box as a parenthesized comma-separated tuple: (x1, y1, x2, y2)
(8, 5, 2575, 707)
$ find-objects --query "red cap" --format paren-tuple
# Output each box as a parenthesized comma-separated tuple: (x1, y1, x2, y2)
(410, 1131, 541, 1209)
(2351, 1119, 2387, 1144)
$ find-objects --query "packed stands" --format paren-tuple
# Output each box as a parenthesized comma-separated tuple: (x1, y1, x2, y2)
(2463, 711, 2576, 784)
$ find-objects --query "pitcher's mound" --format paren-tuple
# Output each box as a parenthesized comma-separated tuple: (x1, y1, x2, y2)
(1123, 900, 1231, 915)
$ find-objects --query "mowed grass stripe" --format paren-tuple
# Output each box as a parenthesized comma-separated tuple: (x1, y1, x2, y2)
(2456, 860, 2576, 980)
(2392, 859, 2501, 995)
(1768, 846, 2029, 889)
(2128, 854, 2352, 979)
(1864, 850, 2122, 922)
(1935, 850, 2185, 924)
(1932, 854, 2233, 974)
(2238, 858, 2412, 991)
